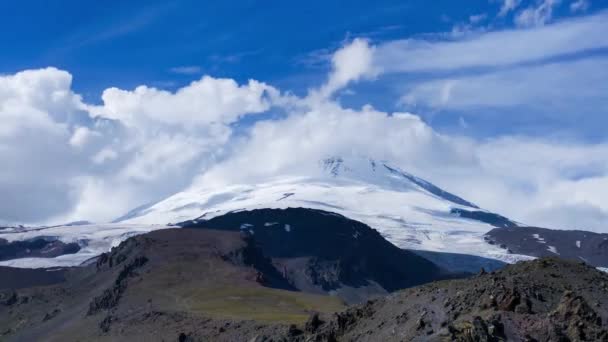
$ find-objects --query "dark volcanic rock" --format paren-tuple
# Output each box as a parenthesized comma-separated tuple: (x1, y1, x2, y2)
(221, 234, 296, 291)
(0, 237, 80, 261)
(297, 258, 608, 342)
(549, 290, 607, 341)
(450, 208, 518, 228)
(0, 228, 339, 341)
(87, 256, 149, 316)
(181, 208, 452, 303)
(0, 266, 67, 289)
(486, 226, 608, 267)
(412, 250, 507, 274)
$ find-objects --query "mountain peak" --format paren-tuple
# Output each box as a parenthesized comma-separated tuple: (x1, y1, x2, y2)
(319, 155, 478, 209)
(107, 155, 511, 265)
(319, 156, 378, 178)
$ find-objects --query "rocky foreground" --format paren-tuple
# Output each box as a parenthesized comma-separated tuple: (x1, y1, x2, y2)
(298, 258, 608, 341)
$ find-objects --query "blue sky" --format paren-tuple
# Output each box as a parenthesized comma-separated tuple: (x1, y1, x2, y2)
(2, 0, 606, 139)
(0, 1, 595, 91)
(2, 0, 608, 230)
(2, 0, 472, 97)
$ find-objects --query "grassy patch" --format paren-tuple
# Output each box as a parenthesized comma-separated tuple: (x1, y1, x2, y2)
(181, 286, 345, 324)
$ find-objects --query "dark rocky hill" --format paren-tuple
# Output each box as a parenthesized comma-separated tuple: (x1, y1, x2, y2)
(0, 228, 344, 341)
(0, 266, 67, 290)
(450, 208, 518, 228)
(486, 226, 608, 267)
(181, 208, 453, 303)
(0, 208, 455, 342)
(2, 209, 607, 341)
(297, 258, 608, 341)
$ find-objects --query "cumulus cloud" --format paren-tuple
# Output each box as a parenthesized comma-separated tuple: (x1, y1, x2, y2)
(195, 103, 473, 187)
(193, 98, 608, 232)
(317, 38, 378, 98)
(0, 68, 86, 222)
(0, 69, 279, 224)
(69, 126, 100, 148)
(72, 76, 280, 222)
(90, 76, 277, 127)
(466, 137, 608, 231)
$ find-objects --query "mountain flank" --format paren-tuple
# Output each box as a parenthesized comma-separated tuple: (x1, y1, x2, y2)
(1, 209, 606, 341)
(295, 257, 608, 341)
(486, 226, 608, 268)
(181, 207, 454, 303)
(0, 228, 344, 341)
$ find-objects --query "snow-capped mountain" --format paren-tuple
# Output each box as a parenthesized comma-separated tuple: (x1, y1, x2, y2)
(119, 156, 531, 264)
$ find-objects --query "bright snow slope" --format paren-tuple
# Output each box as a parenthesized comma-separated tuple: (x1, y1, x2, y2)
(0, 223, 170, 268)
(120, 157, 531, 264)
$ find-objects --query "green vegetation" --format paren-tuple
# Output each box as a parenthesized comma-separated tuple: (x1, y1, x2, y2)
(181, 286, 345, 324)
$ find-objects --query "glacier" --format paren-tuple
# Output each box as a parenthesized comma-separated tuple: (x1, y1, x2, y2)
(120, 156, 533, 265)
(1, 156, 533, 268)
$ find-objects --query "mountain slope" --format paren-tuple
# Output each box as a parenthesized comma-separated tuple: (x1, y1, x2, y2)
(0, 223, 172, 268)
(299, 258, 608, 341)
(119, 156, 528, 264)
(3, 237, 607, 342)
(0, 209, 460, 341)
(181, 208, 454, 303)
(0, 228, 344, 341)
(486, 226, 608, 267)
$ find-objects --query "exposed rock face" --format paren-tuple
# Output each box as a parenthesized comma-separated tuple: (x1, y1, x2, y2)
(0, 228, 346, 341)
(181, 208, 452, 303)
(451, 208, 518, 228)
(486, 226, 608, 268)
(87, 255, 149, 315)
(549, 291, 607, 341)
(0, 237, 80, 261)
(1, 217, 607, 342)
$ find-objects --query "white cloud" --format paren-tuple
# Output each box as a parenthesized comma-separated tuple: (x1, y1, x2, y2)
(0, 68, 85, 223)
(467, 137, 608, 231)
(570, 0, 590, 12)
(92, 148, 118, 164)
(194, 99, 608, 232)
(196, 103, 471, 187)
(0, 69, 280, 224)
(449, 14, 489, 38)
(317, 38, 378, 98)
(470, 13, 488, 23)
(169, 66, 202, 75)
(497, 0, 522, 16)
(363, 12, 608, 133)
(91, 76, 277, 127)
(69, 126, 99, 148)
(515, 0, 561, 28)
(401, 57, 608, 113)
(375, 11, 608, 73)
(67, 76, 280, 222)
